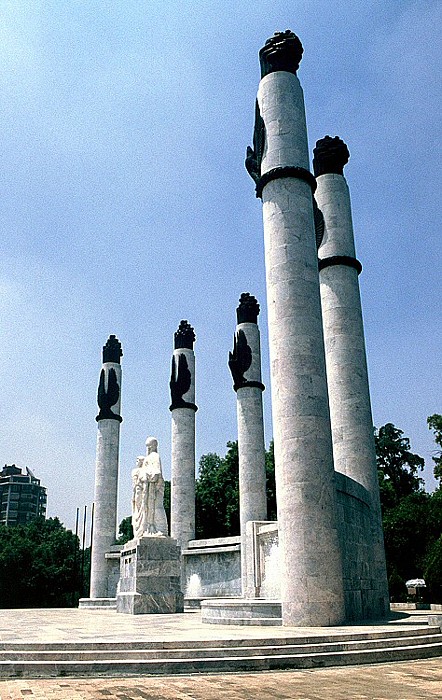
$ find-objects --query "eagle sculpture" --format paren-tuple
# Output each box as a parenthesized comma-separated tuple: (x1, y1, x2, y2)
(170, 353, 192, 409)
(228, 329, 252, 391)
(245, 100, 266, 185)
(96, 368, 121, 421)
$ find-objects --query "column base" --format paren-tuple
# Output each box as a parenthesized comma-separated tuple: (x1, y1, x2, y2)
(116, 536, 184, 615)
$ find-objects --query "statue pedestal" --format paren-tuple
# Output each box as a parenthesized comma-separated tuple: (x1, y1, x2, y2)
(116, 536, 183, 614)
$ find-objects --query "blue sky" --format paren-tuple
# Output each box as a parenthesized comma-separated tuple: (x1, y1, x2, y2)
(0, 1, 440, 533)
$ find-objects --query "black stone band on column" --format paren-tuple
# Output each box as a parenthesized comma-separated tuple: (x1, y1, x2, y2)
(318, 255, 362, 275)
(95, 412, 123, 423)
(169, 401, 198, 413)
(234, 380, 265, 393)
(256, 166, 317, 198)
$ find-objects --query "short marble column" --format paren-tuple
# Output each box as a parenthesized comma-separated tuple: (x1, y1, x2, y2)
(228, 293, 267, 597)
(170, 321, 197, 550)
(314, 136, 389, 616)
(90, 335, 123, 599)
(246, 31, 345, 626)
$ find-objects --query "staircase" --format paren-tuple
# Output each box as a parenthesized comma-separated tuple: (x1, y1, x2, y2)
(0, 624, 441, 677)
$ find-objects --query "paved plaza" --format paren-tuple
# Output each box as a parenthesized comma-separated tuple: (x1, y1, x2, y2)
(0, 608, 433, 645)
(0, 659, 440, 699)
(0, 609, 440, 698)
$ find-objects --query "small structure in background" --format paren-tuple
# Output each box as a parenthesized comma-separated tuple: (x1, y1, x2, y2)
(406, 578, 427, 601)
(0, 464, 47, 526)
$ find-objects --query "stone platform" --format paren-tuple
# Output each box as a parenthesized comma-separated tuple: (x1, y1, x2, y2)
(116, 536, 183, 615)
(0, 608, 440, 677)
(201, 598, 282, 625)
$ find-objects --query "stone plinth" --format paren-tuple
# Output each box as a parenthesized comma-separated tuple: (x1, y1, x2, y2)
(116, 536, 183, 615)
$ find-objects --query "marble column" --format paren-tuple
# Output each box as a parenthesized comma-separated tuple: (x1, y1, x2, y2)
(314, 136, 389, 615)
(89, 335, 123, 599)
(246, 31, 345, 626)
(170, 320, 197, 550)
(228, 293, 267, 597)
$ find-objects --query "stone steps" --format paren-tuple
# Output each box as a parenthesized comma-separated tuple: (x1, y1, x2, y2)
(0, 626, 441, 677)
(1, 633, 441, 662)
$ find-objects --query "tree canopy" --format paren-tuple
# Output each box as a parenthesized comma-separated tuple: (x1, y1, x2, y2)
(427, 414, 442, 486)
(0, 517, 79, 608)
(374, 423, 424, 510)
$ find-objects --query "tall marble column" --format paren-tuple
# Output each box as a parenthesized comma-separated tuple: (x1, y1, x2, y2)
(90, 335, 123, 599)
(228, 293, 267, 597)
(170, 320, 197, 550)
(314, 136, 389, 615)
(246, 31, 345, 626)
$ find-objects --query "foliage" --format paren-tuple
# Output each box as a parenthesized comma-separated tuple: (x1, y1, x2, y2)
(374, 423, 424, 511)
(0, 517, 79, 608)
(387, 568, 407, 603)
(265, 440, 277, 521)
(382, 491, 432, 582)
(427, 414, 442, 486)
(116, 516, 133, 545)
(424, 534, 442, 603)
(195, 440, 276, 539)
(195, 442, 240, 539)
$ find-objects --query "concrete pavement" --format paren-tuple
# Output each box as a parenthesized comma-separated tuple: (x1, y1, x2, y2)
(0, 658, 440, 699)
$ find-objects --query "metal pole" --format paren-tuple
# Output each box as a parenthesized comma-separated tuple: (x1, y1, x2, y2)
(80, 505, 87, 597)
(72, 507, 79, 606)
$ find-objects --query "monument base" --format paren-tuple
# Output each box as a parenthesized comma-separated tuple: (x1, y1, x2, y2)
(116, 536, 183, 615)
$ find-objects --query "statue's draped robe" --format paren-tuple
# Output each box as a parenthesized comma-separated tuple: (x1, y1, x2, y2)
(132, 453, 168, 537)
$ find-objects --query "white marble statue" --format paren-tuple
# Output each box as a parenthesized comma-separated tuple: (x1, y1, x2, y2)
(131, 437, 168, 538)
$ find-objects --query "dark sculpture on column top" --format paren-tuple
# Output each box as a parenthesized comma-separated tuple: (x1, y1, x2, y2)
(259, 30, 304, 78)
(174, 320, 196, 350)
(96, 335, 123, 423)
(313, 136, 350, 177)
(236, 292, 260, 324)
(229, 294, 265, 393)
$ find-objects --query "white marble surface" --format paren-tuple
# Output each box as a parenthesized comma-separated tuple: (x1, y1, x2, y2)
(170, 347, 196, 550)
(258, 71, 310, 174)
(317, 171, 389, 615)
(90, 362, 122, 599)
(259, 69, 345, 626)
(235, 322, 267, 598)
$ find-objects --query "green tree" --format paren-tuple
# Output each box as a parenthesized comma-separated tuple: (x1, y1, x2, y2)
(116, 516, 133, 545)
(427, 414, 442, 486)
(375, 423, 424, 511)
(0, 517, 79, 608)
(265, 439, 277, 521)
(382, 491, 432, 583)
(424, 534, 442, 603)
(195, 442, 240, 539)
(195, 440, 277, 539)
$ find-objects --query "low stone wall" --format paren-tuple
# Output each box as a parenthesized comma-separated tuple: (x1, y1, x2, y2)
(335, 472, 388, 621)
(391, 603, 431, 610)
(105, 545, 123, 597)
(182, 536, 241, 598)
